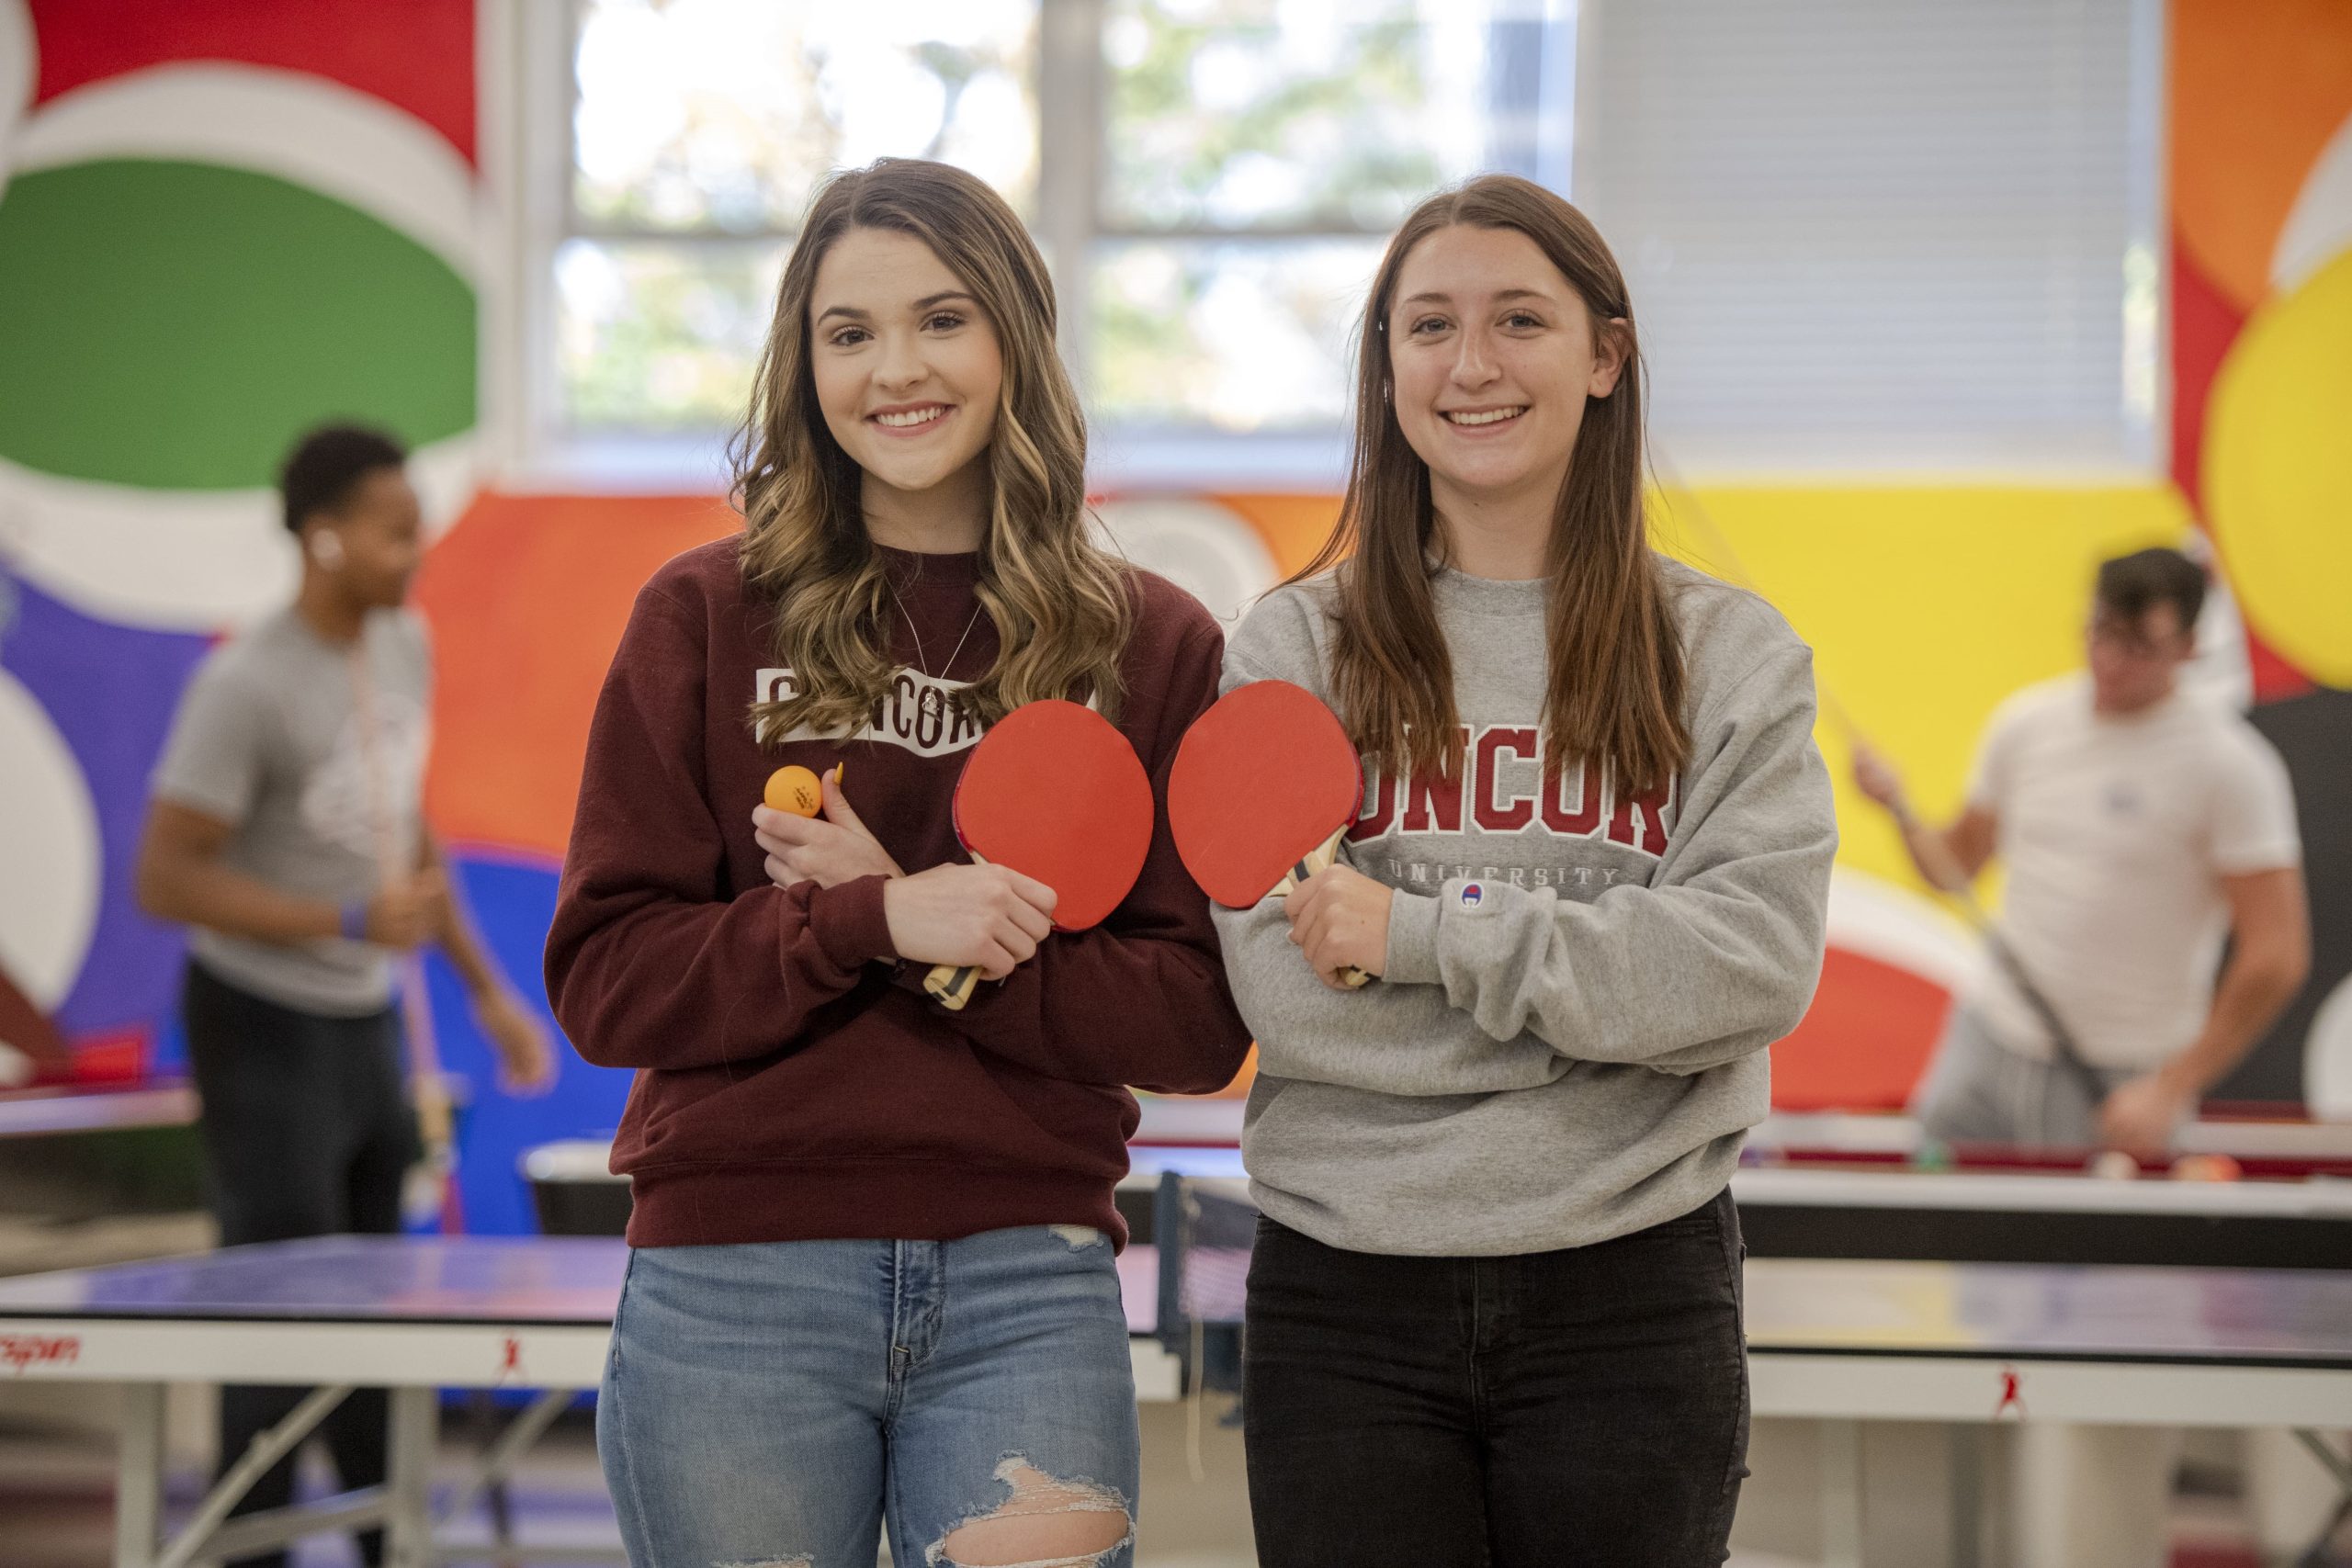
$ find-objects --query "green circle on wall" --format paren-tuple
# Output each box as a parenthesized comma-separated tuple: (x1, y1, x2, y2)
(0, 158, 475, 491)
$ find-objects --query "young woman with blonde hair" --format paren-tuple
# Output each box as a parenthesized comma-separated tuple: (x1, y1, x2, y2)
(548, 157, 1249, 1568)
(1218, 175, 1838, 1565)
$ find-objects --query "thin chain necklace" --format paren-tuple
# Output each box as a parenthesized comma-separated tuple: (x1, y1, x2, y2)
(889, 581, 984, 680)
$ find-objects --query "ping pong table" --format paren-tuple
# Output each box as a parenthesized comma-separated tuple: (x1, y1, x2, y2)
(2, 1230, 2348, 1568)
(0, 1083, 200, 1138)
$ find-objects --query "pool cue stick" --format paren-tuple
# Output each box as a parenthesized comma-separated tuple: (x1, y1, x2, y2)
(351, 636, 459, 1226)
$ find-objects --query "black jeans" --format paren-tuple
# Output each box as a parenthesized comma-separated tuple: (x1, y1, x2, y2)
(184, 961, 419, 1568)
(1243, 1188, 1749, 1568)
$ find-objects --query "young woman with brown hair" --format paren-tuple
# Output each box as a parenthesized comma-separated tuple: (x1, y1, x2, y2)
(1217, 175, 1838, 1565)
(546, 158, 1250, 1568)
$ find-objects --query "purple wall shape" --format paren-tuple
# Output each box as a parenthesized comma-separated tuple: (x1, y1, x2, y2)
(0, 572, 209, 1044)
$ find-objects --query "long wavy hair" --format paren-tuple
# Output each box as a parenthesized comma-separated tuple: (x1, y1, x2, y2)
(736, 159, 1132, 742)
(1294, 175, 1688, 795)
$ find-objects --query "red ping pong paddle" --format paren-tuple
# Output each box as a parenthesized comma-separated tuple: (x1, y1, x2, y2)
(924, 699, 1155, 1010)
(1167, 680, 1372, 988)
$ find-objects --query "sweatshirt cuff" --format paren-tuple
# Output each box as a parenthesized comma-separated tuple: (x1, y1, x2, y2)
(1384, 890, 1442, 986)
(808, 875, 899, 971)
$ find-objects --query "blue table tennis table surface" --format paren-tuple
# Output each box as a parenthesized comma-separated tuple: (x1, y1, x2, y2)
(0, 1236, 623, 1325)
(3, 1235, 2350, 1371)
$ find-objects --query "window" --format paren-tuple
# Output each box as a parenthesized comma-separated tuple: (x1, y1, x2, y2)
(558, 1, 1040, 434)
(1573, 0, 2164, 477)
(548, 0, 1578, 479)
(1085, 0, 1572, 435)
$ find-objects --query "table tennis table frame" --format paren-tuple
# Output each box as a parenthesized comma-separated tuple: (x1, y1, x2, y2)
(3, 1316, 611, 1567)
(6, 1311, 2347, 1568)
(1754, 1352, 2352, 1568)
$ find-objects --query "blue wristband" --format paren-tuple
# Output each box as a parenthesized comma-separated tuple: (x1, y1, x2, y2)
(340, 903, 371, 942)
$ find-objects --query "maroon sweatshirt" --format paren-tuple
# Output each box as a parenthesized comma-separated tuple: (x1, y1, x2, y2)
(544, 536, 1251, 1248)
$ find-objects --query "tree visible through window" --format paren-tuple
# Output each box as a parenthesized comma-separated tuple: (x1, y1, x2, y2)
(555, 0, 1573, 448)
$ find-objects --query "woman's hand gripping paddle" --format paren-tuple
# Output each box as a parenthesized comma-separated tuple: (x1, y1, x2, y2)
(1168, 680, 1372, 988)
(924, 700, 1156, 1010)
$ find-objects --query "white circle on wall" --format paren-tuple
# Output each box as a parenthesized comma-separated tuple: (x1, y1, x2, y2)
(0, 433, 474, 632)
(410, 434, 481, 543)
(0, 666, 101, 1011)
(1093, 497, 1279, 632)
(2184, 546, 2255, 713)
(13, 62, 477, 280)
(0, 0, 33, 206)
(1825, 864, 1984, 998)
(2272, 110, 2352, 298)
(2306, 974, 2352, 1122)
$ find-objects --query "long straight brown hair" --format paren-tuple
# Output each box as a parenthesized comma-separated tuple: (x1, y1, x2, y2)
(1295, 175, 1687, 795)
(735, 159, 1132, 743)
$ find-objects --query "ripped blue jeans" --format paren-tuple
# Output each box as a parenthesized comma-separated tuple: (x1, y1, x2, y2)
(600, 1227, 1138, 1568)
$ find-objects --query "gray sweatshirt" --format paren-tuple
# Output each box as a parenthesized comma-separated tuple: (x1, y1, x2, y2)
(1216, 558, 1837, 1256)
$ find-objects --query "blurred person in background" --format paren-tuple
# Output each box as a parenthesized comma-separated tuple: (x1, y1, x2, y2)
(138, 423, 553, 1567)
(1853, 547, 2311, 1568)
(1854, 547, 2309, 1159)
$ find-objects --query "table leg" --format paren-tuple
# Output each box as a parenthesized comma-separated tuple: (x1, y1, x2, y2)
(114, 1383, 166, 1568)
(2290, 1429, 2352, 1568)
(436, 1387, 571, 1536)
(384, 1387, 438, 1568)
(158, 1385, 352, 1568)
(1821, 1418, 1863, 1568)
(1950, 1423, 1984, 1568)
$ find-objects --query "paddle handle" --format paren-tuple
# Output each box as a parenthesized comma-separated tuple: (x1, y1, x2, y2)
(923, 853, 991, 1012)
(1270, 829, 1371, 989)
(925, 961, 985, 1011)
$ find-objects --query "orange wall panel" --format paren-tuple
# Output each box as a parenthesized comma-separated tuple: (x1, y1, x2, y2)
(2171, 0, 2352, 310)
(1215, 492, 1344, 579)
(414, 491, 741, 860)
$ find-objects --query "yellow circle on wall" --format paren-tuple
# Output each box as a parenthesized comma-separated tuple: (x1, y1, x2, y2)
(2204, 246, 2352, 686)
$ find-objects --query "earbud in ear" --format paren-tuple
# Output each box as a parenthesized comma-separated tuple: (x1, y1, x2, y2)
(309, 530, 345, 569)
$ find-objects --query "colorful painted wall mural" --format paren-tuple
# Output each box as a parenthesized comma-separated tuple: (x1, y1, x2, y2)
(2, 1, 2347, 1243)
(2165, 0, 2352, 1108)
(0, 0, 568, 1231)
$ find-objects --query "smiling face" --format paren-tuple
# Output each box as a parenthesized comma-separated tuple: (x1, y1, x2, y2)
(1385, 223, 1626, 525)
(808, 226, 1004, 521)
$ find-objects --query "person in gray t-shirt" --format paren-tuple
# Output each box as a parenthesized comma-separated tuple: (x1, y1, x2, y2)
(138, 424, 552, 1568)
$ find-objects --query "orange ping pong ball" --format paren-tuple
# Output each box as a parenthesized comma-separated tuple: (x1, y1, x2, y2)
(764, 765, 822, 818)
(2168, 1153, 2243, 1183)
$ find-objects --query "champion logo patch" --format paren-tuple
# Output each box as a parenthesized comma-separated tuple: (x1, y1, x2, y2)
(1459, 882, 1486, 909)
